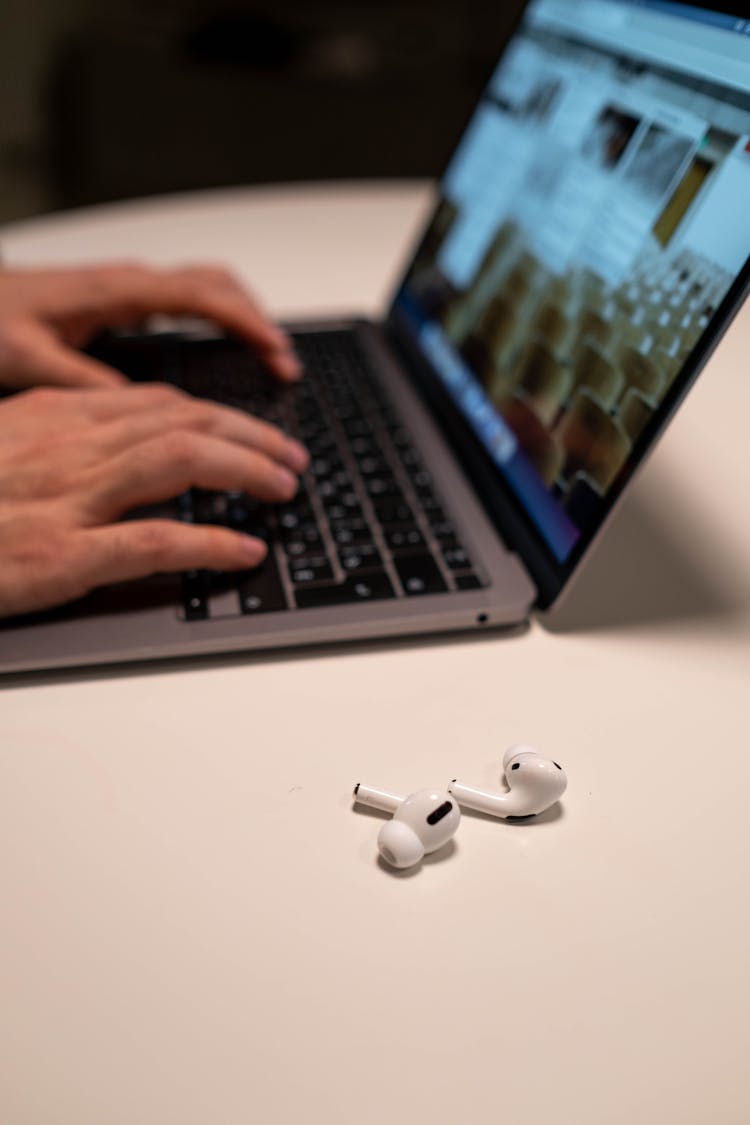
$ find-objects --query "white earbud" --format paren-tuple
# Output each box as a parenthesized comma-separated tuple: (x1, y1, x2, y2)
(448, 745, 567, 819)
(353, 783, 461, 868)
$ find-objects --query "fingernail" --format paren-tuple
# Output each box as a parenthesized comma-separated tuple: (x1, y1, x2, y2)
(274, 466, 298, 497)
(277, 352, 303, 381)
(284, 439, 309, 474)
(241, 536, 267, 564)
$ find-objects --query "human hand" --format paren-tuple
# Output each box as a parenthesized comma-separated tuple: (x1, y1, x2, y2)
(0, 262, 301, 390)
(0, 383, 309, 617)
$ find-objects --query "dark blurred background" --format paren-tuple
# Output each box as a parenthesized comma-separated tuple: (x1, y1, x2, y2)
(0, 0, 525, 224)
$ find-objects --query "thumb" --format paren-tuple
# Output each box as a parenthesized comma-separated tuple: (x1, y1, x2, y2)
(3, 320, 127, 389)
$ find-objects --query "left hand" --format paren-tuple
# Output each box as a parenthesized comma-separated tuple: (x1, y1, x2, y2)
(0, 262, 302, 390)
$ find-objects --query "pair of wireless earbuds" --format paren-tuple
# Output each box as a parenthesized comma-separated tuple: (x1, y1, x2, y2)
(353, 745, 567, 869)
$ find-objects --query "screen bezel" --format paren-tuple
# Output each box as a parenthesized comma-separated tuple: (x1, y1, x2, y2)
(384, 0, 750, 608)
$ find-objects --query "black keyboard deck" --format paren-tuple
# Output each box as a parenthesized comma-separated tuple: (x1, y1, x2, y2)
(142, 329, 486, 620)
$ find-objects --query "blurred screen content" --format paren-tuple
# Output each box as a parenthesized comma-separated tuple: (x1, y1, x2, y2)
(398, 1, 750, 561)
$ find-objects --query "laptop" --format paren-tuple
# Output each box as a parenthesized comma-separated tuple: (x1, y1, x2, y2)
(2, 0, 750, 674)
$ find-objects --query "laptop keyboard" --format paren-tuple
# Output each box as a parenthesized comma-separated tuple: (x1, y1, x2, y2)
(158, 330, 485, 620)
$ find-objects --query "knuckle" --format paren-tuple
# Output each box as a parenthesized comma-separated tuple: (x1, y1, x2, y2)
(144, 382, 185, 406)
(161, 428, 199, 468)
(260, 428, 289, 460)
(180, 276, 207, 302)
(92, 262, 150, 287)
(89, 259, 144, 279)
(85, 268, 120, 298)
(132, 521, 177, 567)
(182, 262, 234, 285)
(177, 404, 213, 432)
(1, 320, 34, 361)
(25, 386, 66, 409)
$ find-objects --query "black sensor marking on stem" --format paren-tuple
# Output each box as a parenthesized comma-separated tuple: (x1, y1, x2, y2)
(426, 801, 453, 825)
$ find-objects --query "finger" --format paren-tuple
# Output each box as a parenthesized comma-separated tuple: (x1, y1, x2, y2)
(42, 381, 309, 471)
(92, 399, 309, 473)
(36, 382, 197, 422)
(0, 383, 193, 431)
(80, 430, 300, 518)
(20, 382, 239, 424)
(174, 265, 303, 380)
(78, 519, 268, 587)
(31, 382, 312, 479)
(1, 320, 127, 390)
(52, 264, 302, 381)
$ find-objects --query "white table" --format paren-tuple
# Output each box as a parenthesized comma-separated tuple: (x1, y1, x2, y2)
(1, 183, 749, 1125)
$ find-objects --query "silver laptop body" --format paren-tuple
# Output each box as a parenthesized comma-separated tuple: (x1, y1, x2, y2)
(2, 0, 749, 674)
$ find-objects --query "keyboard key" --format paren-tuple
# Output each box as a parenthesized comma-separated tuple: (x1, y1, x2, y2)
(399, 448, 422, 471)
(225, 493, 261, 530)
(365, 476, 402, 499)
(182, 570, 210, 620)
(374, 500, 414, 525)
(278, 509, 311, 531)
(317, 479, 340, 501)
(429, 519, 457, 540)
(290, 560, 335, 583)
(333, 401, 363, 422)
(385, 527, 425, 552)
(393, 554, 448, 596)
(342, 417, 371, 439)
(311, 456, 342, 478)
(330, 515, 369, 535)
(294, 573, 395, 608)
(283, 527, 324, 556)
(237, 554, 287, 614)
(419, 495, 445, 519)
(349, 436, 377, 457)
(339, 544, 383, 571)
(281, 519, 321, 541)
(284, 539, 314, 558)
(324, 491, 361, 514)
(191, 489, 227, 525)
(411, 469, 433, 490)
(331, 520, 373, 547)
(388, 425, 412, 450)
(442, 547, 472, 570)
(306, 432, 337, 455)
(455, 573, 483, 590)
(356, 455, 389, 477)
(176, 491, 195, 523)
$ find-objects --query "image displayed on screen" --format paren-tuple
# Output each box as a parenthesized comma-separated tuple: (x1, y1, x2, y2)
(397, 0, 750, 562)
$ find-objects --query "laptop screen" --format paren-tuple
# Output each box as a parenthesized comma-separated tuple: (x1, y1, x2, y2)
(393, 0, 750, 571)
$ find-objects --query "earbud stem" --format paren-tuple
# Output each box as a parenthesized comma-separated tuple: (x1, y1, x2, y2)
(353, 783, 403, 814)
(448, 780, 522, 818)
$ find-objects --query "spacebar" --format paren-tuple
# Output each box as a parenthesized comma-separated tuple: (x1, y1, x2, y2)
(294, 573, 395, 608)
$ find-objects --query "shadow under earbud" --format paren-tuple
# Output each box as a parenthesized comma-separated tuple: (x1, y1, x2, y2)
(458, 802, 564, 826)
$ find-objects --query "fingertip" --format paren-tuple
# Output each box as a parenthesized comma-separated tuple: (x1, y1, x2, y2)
(283, 439, 309, 475)
(270, 350, 303, 382)
(29, 342, 129, 390)
(92, 369, 129, 388)
(239, 534, 268, 566)
(62, 355, 129, 389)
(273, 466, 299, 500)
(264, 329, 301, 372)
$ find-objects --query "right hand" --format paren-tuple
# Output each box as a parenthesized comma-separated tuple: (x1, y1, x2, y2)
(0, 383, 309, 617)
